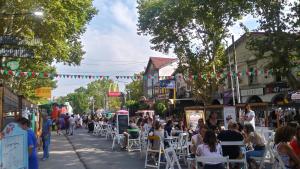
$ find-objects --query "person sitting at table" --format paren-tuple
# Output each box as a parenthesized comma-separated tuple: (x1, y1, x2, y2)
(192, 125, 208, 155)
(290, 126, 300, 157)
(206, 112, 221, 131)
(195, 118, 205, 134)
(122, 120, 140, 150)
(275, 126, 300, 169)
(175, 120, 186, 131)
(243, 124, 265, 167)
(164, 120, 173, 137)
(218, 121, 244, 160)
(196, 130, 225, 169)
(149, 121, 165, 150)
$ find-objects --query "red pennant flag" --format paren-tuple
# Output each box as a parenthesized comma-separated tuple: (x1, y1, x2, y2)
(44, 72, 48, 77)
(32, 72, 36, 77)
(8, 70, 13, 75)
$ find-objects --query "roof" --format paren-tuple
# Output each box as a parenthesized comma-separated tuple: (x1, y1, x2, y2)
(226, 32, 265, 54)
(145, 57, 177, 73)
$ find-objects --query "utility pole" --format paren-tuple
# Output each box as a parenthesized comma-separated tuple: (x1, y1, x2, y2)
(232, 35, 241, 104)
(227, 41, 235, 106)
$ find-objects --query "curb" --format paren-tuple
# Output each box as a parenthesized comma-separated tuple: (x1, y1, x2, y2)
(64, 134, 90, 169)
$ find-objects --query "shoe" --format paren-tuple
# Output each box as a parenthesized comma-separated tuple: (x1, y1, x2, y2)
(41, 158, 47, 161)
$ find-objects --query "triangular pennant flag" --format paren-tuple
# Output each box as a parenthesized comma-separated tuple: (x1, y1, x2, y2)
(0, 70, 4, 74)
(116, 76, 119, 79)
(8, 70, 13, 75)
(27, 72, 32, 77)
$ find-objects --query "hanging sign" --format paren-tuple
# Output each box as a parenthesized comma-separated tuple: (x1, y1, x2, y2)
(159, 80, 175, 89)
(0, 36, 41, 46)
(223, 106, 236, 129)
(0, 122, 28, 169)
(35, 87, 52, 99)
(6, 61, 19, 70)
(0, 48, 34, 58)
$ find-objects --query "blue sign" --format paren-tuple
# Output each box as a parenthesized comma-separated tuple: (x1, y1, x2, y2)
(160, 80, 175, 89)
(0, 122, 28, 169)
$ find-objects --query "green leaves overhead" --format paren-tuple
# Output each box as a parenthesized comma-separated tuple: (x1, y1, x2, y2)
(0, 0, 97, 65)
(137, 0, 253, 103)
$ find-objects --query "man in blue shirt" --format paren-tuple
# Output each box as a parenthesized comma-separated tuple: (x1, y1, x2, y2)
(19, 117, 38, 169)
(42, 114, 52, 160)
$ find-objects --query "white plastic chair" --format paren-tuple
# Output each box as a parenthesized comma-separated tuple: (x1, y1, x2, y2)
(250, 132, 275, 169)
(271, 147, 287, 169)
(165, 147, 182, 169)
(195, 156, 230, 169)
(175, 133, 189, 164)
(127, 130, 142, 152)
(145, 136, 165, 169)
(220, 141, 248, 169)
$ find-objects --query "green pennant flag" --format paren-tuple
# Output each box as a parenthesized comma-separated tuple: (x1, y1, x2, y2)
(27, 72, 32, 76)
(4, 70, 8, 75)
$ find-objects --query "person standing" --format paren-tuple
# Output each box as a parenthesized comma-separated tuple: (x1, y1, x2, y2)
(42, 114, 52, 160)
(243, 104, 256, 129)
(206, 112, 221, 131)
(69, 114, 76, 135)
(19, 118, 38, 169)
(64, 113, 70, 135)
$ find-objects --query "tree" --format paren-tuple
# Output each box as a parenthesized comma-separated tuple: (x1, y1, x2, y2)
(0, 0, 97, 102)
(137, 0, 253, 103)
(154, 100, 167, 117)
(125, 72, 144, 101)
(248, 0, 300, 89)
(57, 79, 122, 114)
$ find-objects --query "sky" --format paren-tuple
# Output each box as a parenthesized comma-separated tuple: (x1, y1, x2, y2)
(52, 0, 258, 98)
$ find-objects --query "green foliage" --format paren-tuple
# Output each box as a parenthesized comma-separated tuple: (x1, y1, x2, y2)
(248, 0, 300, 89)
(57, 79, 122, 114)
(0, 0, 97, 102)
(125, 72, 144, 101)
(154, 100, 167, 116)
(137, 0, 252, 103)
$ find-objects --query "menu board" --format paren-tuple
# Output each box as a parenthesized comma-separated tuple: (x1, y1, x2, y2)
(0, 122, 28, 169)
(185, 110, 205, 131)
(223, 106, 236, 129)
(117, 114, 129, 134)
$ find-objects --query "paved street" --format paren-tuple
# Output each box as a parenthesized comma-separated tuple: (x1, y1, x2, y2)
(38, 133, 85, 169)
(67, 128, 145, 169)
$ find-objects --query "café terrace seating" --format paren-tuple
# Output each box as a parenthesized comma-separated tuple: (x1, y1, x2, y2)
(91, 122, 285, 169)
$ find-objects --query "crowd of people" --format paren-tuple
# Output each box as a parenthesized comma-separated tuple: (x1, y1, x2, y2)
(95, 104, 300, 169)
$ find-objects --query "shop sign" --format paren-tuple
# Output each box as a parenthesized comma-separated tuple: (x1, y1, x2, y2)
(291, 92, 300, 100)
(241, 88, 264, 97)
(265, 82, 291, 94)
(108, 92, 121, 97)
(160, 80, 175, 89)
(35, 87, 52, 99)
(157, 93, 169, 100)
(0, 36, 41, 46)
(0, 48, 34, 58)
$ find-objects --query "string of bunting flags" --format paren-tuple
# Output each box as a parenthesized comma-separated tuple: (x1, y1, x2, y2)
(0, 68, 280, 80)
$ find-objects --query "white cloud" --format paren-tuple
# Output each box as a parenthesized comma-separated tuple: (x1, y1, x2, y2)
(52, 1, 169, 97)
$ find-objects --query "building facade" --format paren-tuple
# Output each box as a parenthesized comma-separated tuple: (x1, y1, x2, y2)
(224, 32, 300, 105)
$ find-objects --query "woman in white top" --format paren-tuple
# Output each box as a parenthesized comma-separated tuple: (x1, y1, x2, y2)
(243, 104, 255, 129)
(196, 130, 225, 169)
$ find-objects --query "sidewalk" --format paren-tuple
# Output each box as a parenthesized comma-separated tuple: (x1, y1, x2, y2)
(38, 132, 85, 169)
